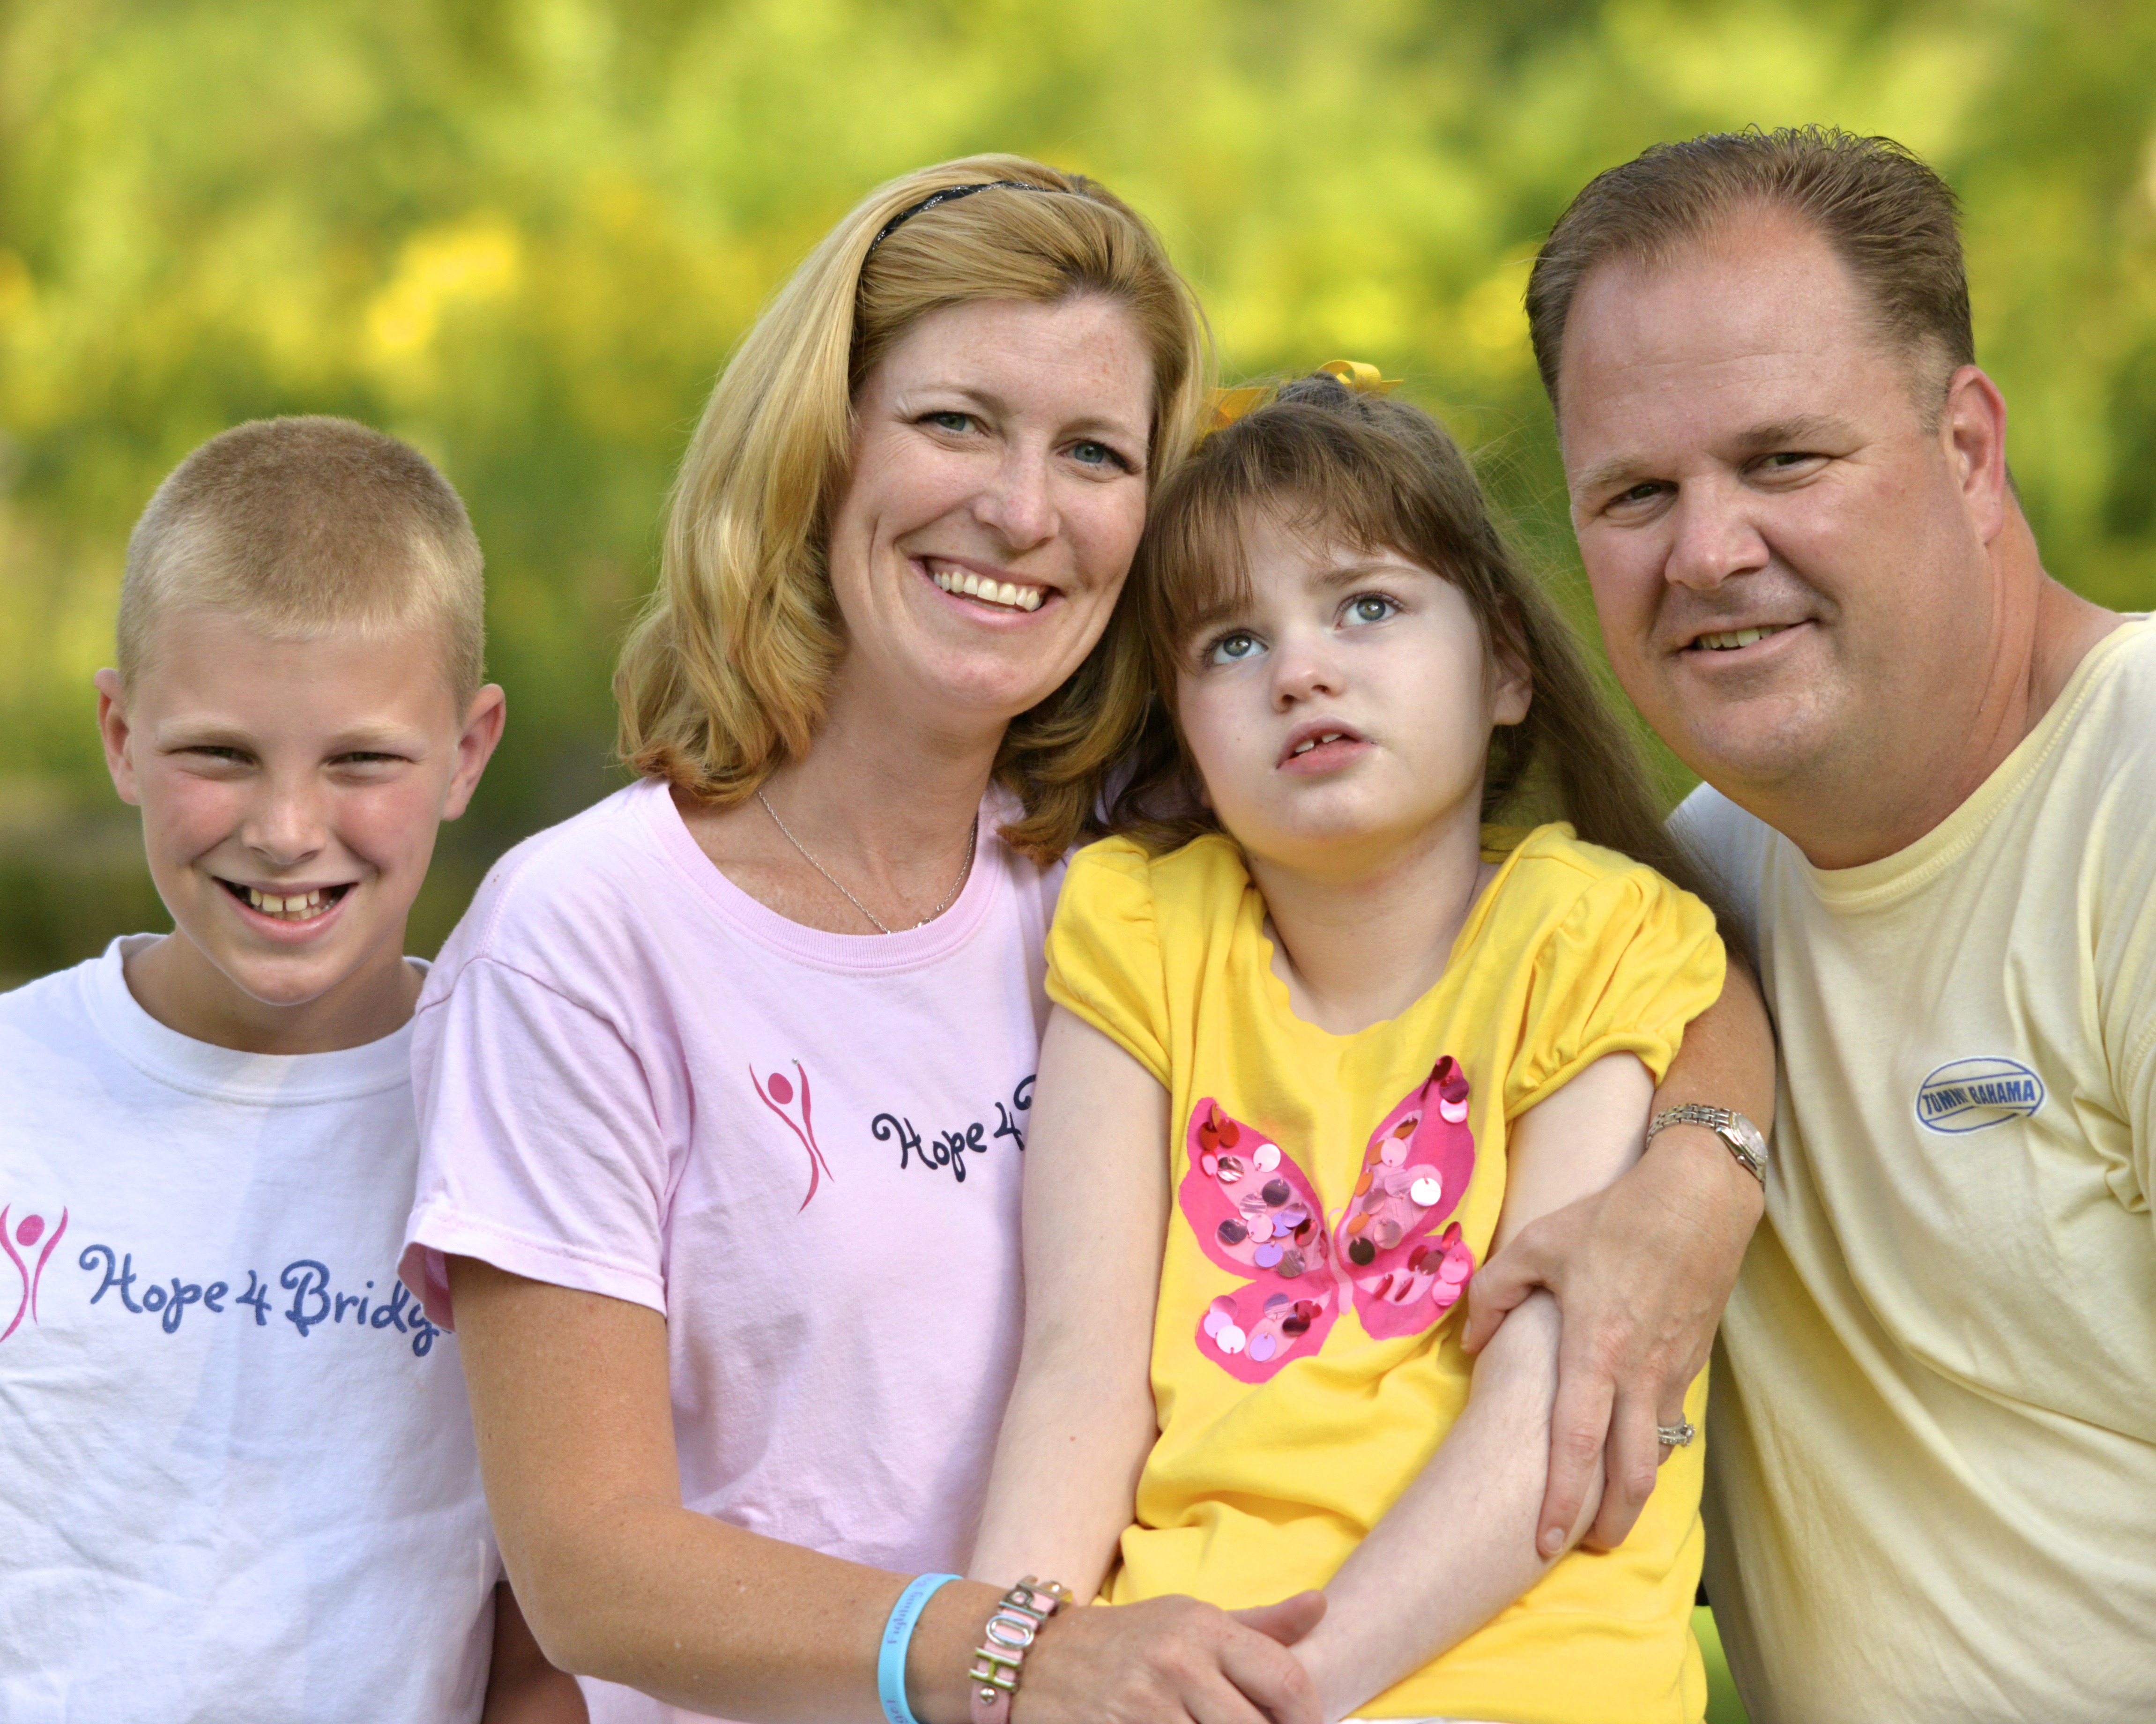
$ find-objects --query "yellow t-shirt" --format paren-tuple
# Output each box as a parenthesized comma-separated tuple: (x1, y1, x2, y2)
(1045, 824, 1726, 1724)
(1681, 616, 2156, 1723)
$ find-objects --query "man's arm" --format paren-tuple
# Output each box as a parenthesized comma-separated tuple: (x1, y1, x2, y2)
(1461, 961, 1774, 1552)
(1290, 1055, 1648, 1722)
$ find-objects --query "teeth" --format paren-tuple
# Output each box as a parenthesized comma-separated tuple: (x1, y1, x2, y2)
(242, 885, 333, 920)
(1698, 626, 1781, 651)
(1290, 732, 1346, 758)
(929, 564, 1044, 612)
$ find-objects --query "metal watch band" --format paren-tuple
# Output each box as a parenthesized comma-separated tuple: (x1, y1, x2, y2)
(1647, 1103, 1768, 1183)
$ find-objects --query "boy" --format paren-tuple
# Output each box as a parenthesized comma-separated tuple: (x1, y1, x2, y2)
(0, 417, 581, 1721)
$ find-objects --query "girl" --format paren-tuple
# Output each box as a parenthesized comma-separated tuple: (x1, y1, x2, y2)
(971, 370, 1771, 1724)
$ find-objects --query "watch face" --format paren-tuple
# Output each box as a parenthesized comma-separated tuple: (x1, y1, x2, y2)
(1725, 1113, 1769, 1167)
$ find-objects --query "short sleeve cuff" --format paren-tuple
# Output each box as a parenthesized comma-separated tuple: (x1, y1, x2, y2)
(399, 1199, 669, 1329)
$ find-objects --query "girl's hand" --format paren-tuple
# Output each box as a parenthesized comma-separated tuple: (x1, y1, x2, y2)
(1011, 1592, 1326, 1724)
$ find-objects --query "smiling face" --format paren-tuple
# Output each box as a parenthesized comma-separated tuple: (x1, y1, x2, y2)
(96, 608, 503, 1050)
(1173, 511, 1529, 882)
(819, 293, 1154, 738)
(1559, 206, 2001, 808)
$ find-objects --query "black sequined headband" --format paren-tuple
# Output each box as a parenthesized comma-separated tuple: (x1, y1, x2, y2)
(864, 179, 1075, 259)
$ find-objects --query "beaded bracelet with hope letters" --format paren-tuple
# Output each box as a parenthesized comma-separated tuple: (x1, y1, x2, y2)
(968, 1576, 1072, 1724)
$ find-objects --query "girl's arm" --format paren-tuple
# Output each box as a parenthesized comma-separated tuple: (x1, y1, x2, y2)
(971, 1006, 1168, 1592)
(968, 1006, 1325, 1724)
(1290, 1052, 1660, 1724)
(1462, 960, 1775, 1552)
(450, 1011, 1321, 1724)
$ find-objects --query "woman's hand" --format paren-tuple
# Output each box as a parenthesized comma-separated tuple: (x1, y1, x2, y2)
(1009, 1593, 1326, 1724)
(1460, 962, 1773, 1554)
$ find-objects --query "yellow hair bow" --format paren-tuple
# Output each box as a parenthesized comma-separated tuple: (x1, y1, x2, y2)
(1314, 358, 1401, 394)
(1203, 359, 1402, 433)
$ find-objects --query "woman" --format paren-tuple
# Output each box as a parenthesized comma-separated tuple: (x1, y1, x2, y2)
(401, 156, 1765, 1724)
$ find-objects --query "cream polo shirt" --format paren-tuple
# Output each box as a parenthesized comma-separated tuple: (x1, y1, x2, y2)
(1676, 616, 2156, 1724)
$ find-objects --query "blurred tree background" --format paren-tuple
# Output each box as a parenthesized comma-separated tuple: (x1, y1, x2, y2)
(5, 0, 2156, 992)
(13, 7, 2154, 1711)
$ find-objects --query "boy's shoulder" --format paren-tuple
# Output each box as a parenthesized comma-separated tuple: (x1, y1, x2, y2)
(0, 937, 416, 1113)
(0, 948, 103, 1053)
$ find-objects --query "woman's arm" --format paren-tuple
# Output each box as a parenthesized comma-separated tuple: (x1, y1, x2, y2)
(1291, 1053, 1655, 1723)
(453, 1010, 1321, 1724)
(453, 1257, 964, 1723)
(481, 1582, 588, 1724)
(1462, 958, 1775, 1553)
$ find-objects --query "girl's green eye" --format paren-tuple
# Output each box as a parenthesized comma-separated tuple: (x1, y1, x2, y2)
(1346, 594, 1397, 624)
(1207, 632, 1262, 666)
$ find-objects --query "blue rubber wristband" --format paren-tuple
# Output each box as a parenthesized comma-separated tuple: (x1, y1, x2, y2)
(878, 1572, 960, 1724)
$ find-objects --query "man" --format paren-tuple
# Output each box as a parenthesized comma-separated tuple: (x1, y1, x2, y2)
(1521, 128, 2155, 1720)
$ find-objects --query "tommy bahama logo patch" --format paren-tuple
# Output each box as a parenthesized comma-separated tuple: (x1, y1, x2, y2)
(1915, 1056, 2045, 1135)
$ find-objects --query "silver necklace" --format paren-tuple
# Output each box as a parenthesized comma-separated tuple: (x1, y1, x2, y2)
(757, 788, 978, 935)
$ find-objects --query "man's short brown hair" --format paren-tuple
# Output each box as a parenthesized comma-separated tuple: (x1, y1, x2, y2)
(1527, 126, 1974, 417)
(118, 416, 485, 704)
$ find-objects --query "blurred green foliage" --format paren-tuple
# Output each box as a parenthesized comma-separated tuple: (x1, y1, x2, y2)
(4, 0, 2155, 983)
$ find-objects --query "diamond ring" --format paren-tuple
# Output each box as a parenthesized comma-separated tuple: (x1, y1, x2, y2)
(1656, 1420, 1696, 1448)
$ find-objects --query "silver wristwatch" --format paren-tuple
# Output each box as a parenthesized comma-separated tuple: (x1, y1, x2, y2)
(1647, 1104, 1769, 1184)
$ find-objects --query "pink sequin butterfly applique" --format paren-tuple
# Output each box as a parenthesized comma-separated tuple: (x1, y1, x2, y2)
(1336, 1055, 1479, 1339)
(1181, 1056, 1480, 1383)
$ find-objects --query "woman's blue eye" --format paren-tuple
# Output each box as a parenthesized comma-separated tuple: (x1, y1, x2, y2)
(1070, 439, 1135, 473)
(1345, 594, 1397, 625)
(926, 411, 972, 433)
(1207, 632, 1262, 666)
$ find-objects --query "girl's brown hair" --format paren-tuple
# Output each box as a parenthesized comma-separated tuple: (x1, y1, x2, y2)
(615, 155, 1211, 863)
(1110, 372, 1732, 926)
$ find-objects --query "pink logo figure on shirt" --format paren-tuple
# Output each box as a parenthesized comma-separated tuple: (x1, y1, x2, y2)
(1, 1203, 69, 1344)
(751, 1063, 836, 1211)
(1180, 1058, 1479, 1384)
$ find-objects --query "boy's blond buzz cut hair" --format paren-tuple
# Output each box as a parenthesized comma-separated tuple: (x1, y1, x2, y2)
(118, 416, 486, 706)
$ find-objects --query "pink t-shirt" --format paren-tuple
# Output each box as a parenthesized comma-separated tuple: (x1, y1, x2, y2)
(401, 778, 1058, 1724)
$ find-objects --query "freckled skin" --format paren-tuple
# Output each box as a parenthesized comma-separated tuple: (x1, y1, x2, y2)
(822, 293, 1155, 732)
(94, 612, 505, 1054)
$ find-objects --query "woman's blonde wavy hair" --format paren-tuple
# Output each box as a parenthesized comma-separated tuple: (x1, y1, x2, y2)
(616, 155, 1212, 862)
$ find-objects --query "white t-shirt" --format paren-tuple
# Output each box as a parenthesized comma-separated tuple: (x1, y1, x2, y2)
(401, 779, 1060, 1724)
(1678, 617, 2156, 1723)
(0, 938, 497, 1724)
